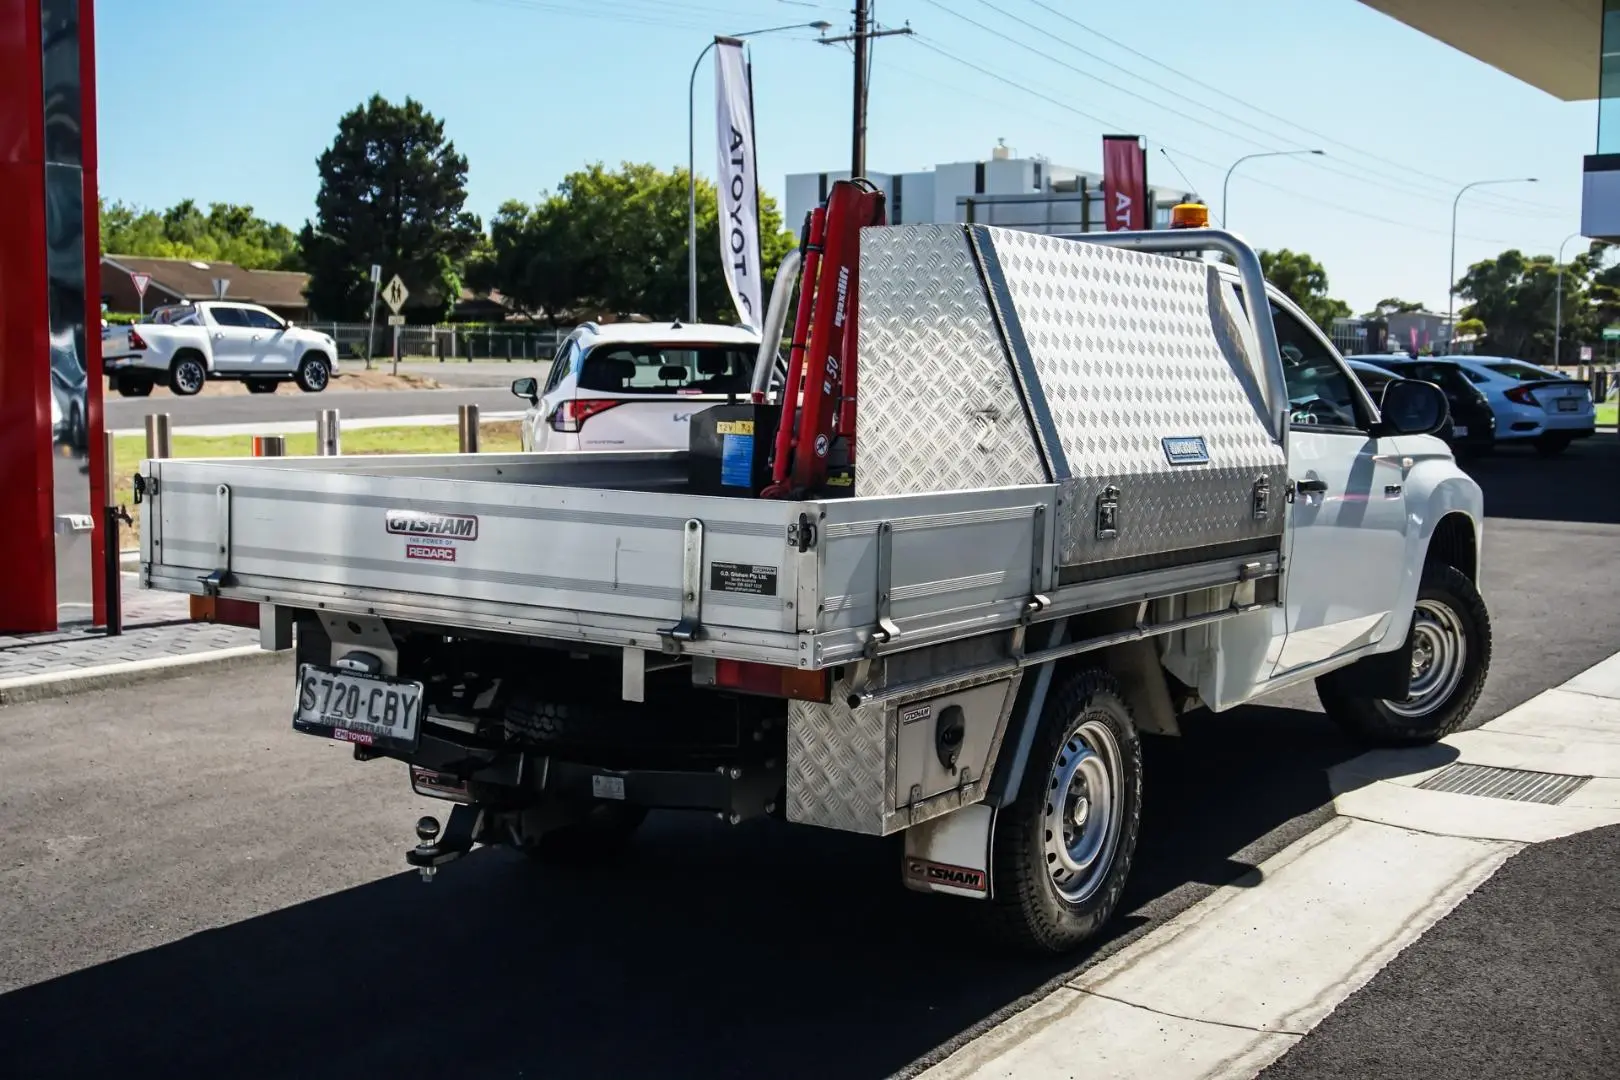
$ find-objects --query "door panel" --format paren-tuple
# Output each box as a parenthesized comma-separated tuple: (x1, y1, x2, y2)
(205, 307, 256, 371)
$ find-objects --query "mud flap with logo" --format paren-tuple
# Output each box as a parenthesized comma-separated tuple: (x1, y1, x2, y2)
(901, 802, 996, 899)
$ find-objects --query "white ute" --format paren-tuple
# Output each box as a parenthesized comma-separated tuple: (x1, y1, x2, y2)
(135, 205, 1491, 955)
(104, 301, 339, 397)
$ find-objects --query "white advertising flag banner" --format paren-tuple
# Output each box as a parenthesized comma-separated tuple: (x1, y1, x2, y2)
(714, 39, 761, 330)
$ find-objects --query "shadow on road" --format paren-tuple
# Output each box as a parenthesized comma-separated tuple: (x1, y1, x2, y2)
(1464, 436, 1620, 525)
(0, 706, 1361, 1080)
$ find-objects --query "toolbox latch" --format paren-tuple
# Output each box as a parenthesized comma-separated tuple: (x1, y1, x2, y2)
(1095, 485, 1121, 541)
(1251, 475, 1272, 520)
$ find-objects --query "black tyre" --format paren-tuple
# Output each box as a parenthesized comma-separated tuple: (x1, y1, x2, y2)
(114, 375, 153, 398)
(295, 352, 331, 392)
(245, 380, 278, 394)
(1316, 563, 1491, 747)
(988, 667, 1143, 954)
(68, 402, 86, 453)
(514, 803, 648, 865)
(168, 354, 206, 396)
(1534, 433, 1571, 457)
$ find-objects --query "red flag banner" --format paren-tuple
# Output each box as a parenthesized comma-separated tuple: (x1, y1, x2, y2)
(1101, 135, 1147, 231)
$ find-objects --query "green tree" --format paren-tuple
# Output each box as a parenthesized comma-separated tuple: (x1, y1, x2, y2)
(1258, 248, 1352, 331)
(100, 197, 300, 269)
(1364, 297, 1425, 319)
(299, 95, 481, 321)
(1453, 250, 1571, 361)
(480, 161, 796, 325)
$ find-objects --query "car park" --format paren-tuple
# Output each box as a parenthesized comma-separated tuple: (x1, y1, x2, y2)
(1345, 355, 1495, 457)
(1435, 355, 1595, 456)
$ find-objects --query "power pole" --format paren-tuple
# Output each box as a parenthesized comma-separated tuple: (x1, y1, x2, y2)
(820, 9, 911, 178)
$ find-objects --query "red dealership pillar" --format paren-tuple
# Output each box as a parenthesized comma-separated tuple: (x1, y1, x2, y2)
(0, 1, 56, 631)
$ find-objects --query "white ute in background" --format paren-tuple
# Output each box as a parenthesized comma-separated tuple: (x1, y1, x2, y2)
(103, 301, 340, 397)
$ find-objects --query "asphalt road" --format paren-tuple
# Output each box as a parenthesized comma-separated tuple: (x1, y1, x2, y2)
(1, 436, 1616, 1079)
(105, 386, 524, 431)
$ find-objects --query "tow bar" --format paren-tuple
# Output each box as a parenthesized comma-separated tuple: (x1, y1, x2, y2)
(406, 803, 483, 881)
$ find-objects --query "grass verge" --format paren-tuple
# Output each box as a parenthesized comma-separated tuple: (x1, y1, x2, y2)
(114, 421, 521, 550)
(1597, 402, 1617, 427)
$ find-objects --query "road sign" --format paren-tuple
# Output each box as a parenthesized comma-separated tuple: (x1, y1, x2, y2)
(1604, 328, 1620, 341)
(370, 264, 382, 284)
(1580, 345, 1593, 361)
(130, 272, 151, 298)
(382, 274, 409, 313)
(211, 277, 230, 300)
(387, 314, 406, 326)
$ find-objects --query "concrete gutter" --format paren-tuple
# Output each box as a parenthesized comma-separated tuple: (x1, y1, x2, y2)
(0, 645, 289, 707)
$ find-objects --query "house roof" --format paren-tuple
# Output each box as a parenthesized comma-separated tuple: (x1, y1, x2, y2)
(103, 255, 310, 308)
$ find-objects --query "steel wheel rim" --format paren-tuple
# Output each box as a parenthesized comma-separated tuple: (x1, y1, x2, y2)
(176, 362, 203, 393)
(304, 360, 328, 389)
(1385, 598, 1467, 718)
(1042, 715, 1123, 904)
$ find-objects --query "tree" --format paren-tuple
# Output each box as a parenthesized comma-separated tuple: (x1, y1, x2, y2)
(1364, 297, 1425, 319)
(100, 197, 301, 269)
(479, 162, 796, 325)
(299, 95, 481, 321)
(1258, 248, 1352, 331)
(1453, 250, 1565, 361)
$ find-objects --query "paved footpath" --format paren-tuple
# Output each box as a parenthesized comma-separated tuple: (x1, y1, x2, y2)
(0, 574, 259, 702)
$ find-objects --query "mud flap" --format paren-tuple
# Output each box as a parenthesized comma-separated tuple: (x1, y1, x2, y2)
(901, 802, 995, 900)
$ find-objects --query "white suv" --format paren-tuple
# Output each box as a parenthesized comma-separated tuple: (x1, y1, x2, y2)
(513, 321, 762, 452)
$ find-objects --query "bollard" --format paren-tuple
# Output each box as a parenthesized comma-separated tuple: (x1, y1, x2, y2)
(458, 404, 480, 453)
(144, 413, 171, 459)
(103, 431, 126, 636)
(253, 435, 286, 457)
(316, 409, 341, 456)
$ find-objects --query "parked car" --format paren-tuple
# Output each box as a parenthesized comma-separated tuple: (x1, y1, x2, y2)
(49, 326, 88, 454)
(1345, 355, 1495, 457)
(102, 301, 339, 397)
(1430, 355, 1596, 456)
(512, 321, 762, 452)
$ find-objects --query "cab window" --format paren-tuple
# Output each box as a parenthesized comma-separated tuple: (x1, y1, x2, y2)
(1268, 301, 1367, 431)
(542, 340, 576, 394)
(240, 308, 285, 331)
(209, 306, 250, 328)
(576, 344, 753, 395)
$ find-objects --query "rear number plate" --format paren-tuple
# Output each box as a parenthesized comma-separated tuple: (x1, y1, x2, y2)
(294, 664, 424, 752)
(1557, 398, 1579, 412)
(1452, 425, 1468, 437)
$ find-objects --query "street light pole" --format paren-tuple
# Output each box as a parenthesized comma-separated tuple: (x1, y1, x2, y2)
(1220, 149, 1324, 227)
(687, 20, 830, 324)
(1554, 232, 1613, 369)
(1448, 177, 1538, 348)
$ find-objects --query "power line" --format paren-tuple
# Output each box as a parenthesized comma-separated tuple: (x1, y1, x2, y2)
(920, 0, 1565, 220)
(1014, 0, 1566, 216)
(906, 37, 1543, 248)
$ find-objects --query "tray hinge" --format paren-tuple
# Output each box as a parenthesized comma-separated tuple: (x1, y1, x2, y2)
(659, 518, 705, 651)
(1022, 503, 1051, 623)
(865, 520, 901, 657)
(199, 482, 235, 597)
(132, 472, 158, 504)
(787, 512, 818, 553)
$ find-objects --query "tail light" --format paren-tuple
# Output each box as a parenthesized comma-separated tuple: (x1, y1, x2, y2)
(713, 659, 829, 702)
(127, 328, 147, 350)
(548, 398, 624, 433)
(1503, 385, 1538, 406)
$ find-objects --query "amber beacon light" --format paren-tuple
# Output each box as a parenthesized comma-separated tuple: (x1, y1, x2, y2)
(1169, 201, 1210, 229)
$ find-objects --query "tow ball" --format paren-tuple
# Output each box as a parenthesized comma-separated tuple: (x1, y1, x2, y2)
(405, 804, 482, 882)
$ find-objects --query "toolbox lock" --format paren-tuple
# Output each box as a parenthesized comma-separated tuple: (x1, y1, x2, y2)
(1252, 475, 1272, 520)
(935, 705, 966, 772)
(1095, 486, 1121, 541)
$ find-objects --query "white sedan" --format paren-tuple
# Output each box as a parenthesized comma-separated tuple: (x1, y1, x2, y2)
(1440, 355, 1596, 456)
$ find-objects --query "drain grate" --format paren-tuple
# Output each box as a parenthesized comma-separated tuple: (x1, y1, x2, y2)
(1417, 763, 1591, 805)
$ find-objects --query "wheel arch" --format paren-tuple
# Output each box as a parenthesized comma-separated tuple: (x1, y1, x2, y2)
(170, 346, 210, 372)
(1425, 510, 1480, 582)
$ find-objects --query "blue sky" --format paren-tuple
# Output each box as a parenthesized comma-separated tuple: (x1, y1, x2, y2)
(96, 0, 1598, 313)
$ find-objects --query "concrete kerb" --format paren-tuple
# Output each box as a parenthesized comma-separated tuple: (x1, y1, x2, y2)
(0, 645, 289, 707)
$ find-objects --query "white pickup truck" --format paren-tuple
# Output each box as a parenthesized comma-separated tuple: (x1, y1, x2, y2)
(103, 301, 339, 397)
(134, 212, 1490, 955)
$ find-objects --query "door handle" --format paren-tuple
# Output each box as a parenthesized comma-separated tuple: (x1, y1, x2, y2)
(252, 334, 262, 341)
(1293, 478, 1329, 497)
(213, 333, 224, 340)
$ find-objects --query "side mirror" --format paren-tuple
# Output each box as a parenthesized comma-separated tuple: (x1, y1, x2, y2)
(511, 377, 539, 404)
(1376, 378, 1449, 437)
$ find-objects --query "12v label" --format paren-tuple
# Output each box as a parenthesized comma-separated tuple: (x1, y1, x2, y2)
(710, 562, 778, 597)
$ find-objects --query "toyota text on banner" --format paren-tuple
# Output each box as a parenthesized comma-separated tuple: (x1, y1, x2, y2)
(714, 39, 762, 330)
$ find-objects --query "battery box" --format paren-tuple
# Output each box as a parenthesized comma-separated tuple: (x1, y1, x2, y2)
(689, 404, 779, 497)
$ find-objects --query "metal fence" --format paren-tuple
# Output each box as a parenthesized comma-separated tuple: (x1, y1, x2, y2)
(311, 322, 567, 364)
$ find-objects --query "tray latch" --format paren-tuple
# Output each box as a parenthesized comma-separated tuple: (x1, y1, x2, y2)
(659, 518, 705, 651)
(200, 482, 236, 596)
(1095, 485, 1121, 541)
(865, 520, 901, 657)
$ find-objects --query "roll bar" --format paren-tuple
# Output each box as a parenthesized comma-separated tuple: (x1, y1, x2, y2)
(1055, 228, 1290, 443)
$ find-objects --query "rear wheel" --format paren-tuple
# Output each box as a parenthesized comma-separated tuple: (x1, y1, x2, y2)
(168, 354, 206, 396)
(988, 667, 1143, 954)
(295, 353, 331, 392)
(114, 374, 153, 398)
(1316, 563, 1490, 747)
(245, 380, 278, 394)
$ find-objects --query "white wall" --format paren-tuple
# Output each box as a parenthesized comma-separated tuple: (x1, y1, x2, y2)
(1581, 160, 1620, 242)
